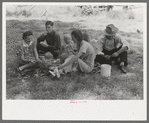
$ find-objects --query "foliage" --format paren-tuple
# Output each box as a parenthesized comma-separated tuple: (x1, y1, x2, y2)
(6, 5, 141, 20)
(6, 9, 32, 17)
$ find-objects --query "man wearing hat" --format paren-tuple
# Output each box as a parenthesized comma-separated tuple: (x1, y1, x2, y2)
(94, 24, 129, 73)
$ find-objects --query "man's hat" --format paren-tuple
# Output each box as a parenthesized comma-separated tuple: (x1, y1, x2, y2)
(103, 24, 119, 36)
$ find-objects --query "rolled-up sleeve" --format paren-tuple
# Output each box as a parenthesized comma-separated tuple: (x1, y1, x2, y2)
(116, 34, 129, 49)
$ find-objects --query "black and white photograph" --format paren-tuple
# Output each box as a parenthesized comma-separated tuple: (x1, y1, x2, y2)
(2, 2, 147, 120)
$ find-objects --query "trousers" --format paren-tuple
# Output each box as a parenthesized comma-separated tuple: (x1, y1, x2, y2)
(37, 43, 60, 59)
(94, 47, 128, 66)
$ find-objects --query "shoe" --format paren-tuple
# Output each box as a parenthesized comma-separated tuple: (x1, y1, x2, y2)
(54, 67, 60, 78)
(49, 70, 56, 77)
(119, 66, 127, 73)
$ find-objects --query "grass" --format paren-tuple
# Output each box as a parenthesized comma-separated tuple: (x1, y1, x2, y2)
(6, 16, 143, 100)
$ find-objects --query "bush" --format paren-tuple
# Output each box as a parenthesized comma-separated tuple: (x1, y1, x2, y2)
(21, 10, 32, 17)
(6, 11, 14, 17)
(69, 6, 136, 20)
(106, 10, 135, 20)
(6, 9, 32, 18)
(6, 5, 137, 20)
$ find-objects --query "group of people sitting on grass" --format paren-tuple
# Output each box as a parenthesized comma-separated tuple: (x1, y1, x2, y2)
(16, 20, 129, 78)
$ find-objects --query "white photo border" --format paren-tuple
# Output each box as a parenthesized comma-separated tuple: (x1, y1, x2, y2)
(2, 2, 147, 120)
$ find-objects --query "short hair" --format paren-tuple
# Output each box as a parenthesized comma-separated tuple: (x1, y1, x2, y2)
(45, 21, 54, 26)
(71, 29, 83, 42)
(22, 31, 33, 39)
(64, 34, 72, 43)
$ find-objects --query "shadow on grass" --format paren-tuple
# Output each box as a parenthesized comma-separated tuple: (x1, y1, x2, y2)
(6, 20, 143, 100)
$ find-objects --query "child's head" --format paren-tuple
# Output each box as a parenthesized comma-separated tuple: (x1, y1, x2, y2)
(64, 34, 72, 44)
(45, 52, 53, 59)
(22, 31, 33, 43)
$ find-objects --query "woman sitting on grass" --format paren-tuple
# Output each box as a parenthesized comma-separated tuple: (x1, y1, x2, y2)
(53, 29, 96, 78)
(16, 31, 42, 72)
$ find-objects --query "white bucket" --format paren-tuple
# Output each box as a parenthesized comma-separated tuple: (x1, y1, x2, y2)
(101, 64, 111, 77)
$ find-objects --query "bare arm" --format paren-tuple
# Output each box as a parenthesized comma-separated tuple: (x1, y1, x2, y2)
(58, 51, 83, 69)
(59, 42, 87, 69)
(33, 40, 42, 63)
(33, 40, 39, 59)
(117, 46, 128, 55)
